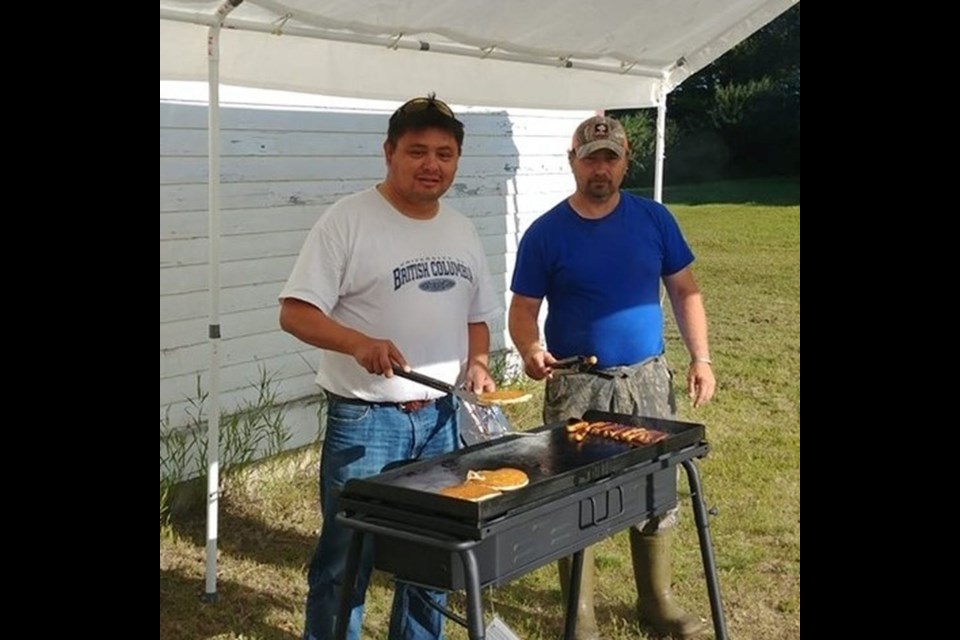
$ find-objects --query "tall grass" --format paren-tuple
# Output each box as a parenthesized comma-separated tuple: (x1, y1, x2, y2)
(160, 367, 295, 525)
(159, 179, 800, 640)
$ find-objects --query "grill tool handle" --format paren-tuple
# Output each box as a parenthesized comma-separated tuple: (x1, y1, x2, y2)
(391, 367, 481, 405)
(391, 366, 456, 394)
(552, 355, 598, 370)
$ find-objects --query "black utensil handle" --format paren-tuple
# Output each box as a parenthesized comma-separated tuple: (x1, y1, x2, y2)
(552, 355, 598, 370)
(551, 355, 583, 369)
(391, 367, 455, 394)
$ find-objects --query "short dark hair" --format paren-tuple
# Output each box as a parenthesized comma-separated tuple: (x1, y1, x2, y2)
(386, 94, 465, 153)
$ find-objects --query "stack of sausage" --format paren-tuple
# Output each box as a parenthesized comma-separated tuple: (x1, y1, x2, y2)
(566, 420, 668, 446)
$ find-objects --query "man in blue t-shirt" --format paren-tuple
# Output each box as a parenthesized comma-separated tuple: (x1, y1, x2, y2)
(509, 115, 716, 640)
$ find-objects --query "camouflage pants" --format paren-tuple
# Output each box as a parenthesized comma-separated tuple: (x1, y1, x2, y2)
(543, 355, 678, 532)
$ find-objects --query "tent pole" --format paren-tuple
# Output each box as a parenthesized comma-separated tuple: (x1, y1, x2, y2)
(203, 0, 242, 604)
(203, 20, 221, 602)
(653, 82, 667, 204)
(654, 82, 669, 309)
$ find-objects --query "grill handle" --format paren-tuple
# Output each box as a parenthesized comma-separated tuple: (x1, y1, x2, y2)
(581, 486, 624, 528)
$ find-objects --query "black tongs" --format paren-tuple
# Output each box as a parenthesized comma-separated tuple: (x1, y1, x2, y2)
(391, 366, 480, 404)
(551, 355, 598, 371)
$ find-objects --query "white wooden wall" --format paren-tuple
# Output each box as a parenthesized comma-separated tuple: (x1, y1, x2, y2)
(160, 94, 590, 447)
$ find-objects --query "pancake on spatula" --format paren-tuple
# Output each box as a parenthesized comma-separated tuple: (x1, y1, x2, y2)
(475, 389, 532, 406)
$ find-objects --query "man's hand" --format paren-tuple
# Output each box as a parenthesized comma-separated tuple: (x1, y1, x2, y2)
(466, 360, 496, 394)
(687, 361, 716, 408)
(351, 337, 407, 376)
(523, 347, 557, 381)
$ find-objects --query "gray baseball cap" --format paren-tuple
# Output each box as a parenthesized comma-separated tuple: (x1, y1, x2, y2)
(572, 115, 629, 158)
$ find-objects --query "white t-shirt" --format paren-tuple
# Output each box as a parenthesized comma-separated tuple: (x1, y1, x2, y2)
(280, 187, 502, 402)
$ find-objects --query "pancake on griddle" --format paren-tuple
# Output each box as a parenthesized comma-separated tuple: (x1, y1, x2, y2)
(466, 467, 530, 490)
(438, 481, 502, 502)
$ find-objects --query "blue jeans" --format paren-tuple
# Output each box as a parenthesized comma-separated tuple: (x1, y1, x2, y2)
(303, 394, 459, 640)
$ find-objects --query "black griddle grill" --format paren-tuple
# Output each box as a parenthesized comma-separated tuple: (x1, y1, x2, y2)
(335, 410, 729, 640)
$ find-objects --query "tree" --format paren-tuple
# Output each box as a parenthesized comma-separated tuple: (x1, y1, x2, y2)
(612, 3, 800, 185)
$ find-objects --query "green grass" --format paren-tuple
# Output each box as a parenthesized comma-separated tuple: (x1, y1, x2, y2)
(160, 179, 800, 639)
(629, 176, 800, 206)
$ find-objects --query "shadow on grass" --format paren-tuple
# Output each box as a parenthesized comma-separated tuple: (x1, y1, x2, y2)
(169, 501, 318, 572)
(447, 581, 656, 639)
(629, 177, 801, 207)
(446, 581, 566, 637)
(160, 568, 299, 640)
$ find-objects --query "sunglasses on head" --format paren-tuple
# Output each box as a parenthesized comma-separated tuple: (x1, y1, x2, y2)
(395, 94, 456, 119)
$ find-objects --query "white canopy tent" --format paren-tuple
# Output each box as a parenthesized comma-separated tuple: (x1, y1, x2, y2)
(159, 0, 798, 600)
(161, 0, 796, 110)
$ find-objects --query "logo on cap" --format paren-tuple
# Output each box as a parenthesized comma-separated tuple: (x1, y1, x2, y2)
(573, 116, 628, 159)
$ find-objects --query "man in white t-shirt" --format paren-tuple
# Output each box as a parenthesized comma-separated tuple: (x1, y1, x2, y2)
(279, 95, 502, 640)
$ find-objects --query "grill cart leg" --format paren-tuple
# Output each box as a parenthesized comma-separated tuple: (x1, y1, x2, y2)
(563, 549, 585, 640)
(458, 548, 486, 640)
(334, 531, 365, 640)
(680, 460, 729, 640)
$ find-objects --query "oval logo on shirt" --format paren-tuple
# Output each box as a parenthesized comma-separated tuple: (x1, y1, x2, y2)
(419, 278, 456, 292)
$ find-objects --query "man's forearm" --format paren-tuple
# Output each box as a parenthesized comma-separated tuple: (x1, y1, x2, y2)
(671, 291, 711, 362)
(467, 322, 491, 367)
(663, 269, 711, 362)
(508, 296, 543, 359)
(279, 298, 365, 355)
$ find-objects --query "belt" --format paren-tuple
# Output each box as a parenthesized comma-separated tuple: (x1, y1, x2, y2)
(324, 390, 437, 414)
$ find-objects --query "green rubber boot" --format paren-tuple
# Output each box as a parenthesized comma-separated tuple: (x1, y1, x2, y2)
(630, 528, 703, 639)
(557, 545, 600, 640)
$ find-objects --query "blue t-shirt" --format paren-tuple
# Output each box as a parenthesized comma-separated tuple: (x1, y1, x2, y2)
(511, 192, 694, 368)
